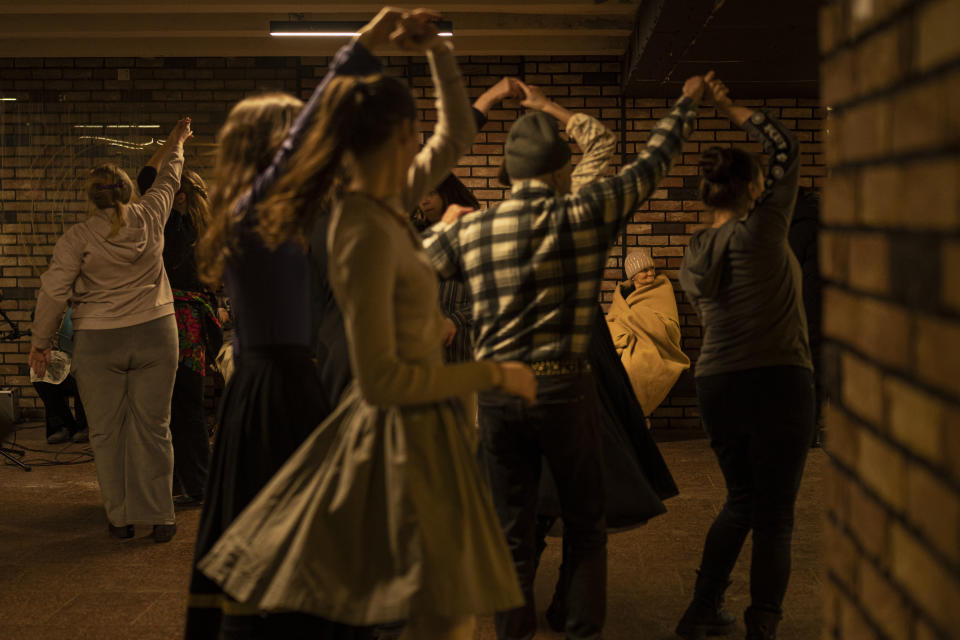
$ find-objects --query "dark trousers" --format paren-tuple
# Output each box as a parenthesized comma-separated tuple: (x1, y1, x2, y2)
(479, 372, 607, 640)
(170, 363, 210, 499)
(33, 376, 87, 438)
(694, 366, 815, 615)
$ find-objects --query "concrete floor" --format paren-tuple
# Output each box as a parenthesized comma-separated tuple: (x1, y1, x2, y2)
(0, 423, 825, 640)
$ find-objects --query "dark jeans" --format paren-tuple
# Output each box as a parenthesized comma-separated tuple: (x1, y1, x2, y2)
(694, 366, 815, 615)
(33, 376, 87, 438)
(479, 372, 607, 640)
(170, 363, 210, 499)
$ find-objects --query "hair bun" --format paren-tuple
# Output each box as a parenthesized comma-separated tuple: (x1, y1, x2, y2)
(699, 147, 734, 183)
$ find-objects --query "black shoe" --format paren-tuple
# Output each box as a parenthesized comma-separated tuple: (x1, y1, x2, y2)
(153, 523, 177, 543)
(744, 608, 780, 640)
(173, 494, 203, 509)
(46, 428, 71, 445)
(71, 428, 89, 443)
(108, 523, 134, 539)
(676, 571, 737, 639)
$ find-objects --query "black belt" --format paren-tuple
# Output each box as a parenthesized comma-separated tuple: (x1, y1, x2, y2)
(528, 359, 591, 377)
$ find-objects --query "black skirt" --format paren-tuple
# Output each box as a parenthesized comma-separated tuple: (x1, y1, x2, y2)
(539, 309, 679, 530)
(185, 346, 371, 640)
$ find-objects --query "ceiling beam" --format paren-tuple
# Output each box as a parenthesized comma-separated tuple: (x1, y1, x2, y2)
(0, 35, 628, 57)
(0, 13, 632, 39)
(0, 1, 641, 15)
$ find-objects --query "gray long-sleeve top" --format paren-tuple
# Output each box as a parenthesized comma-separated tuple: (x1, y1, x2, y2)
(679, 110, 813, 377)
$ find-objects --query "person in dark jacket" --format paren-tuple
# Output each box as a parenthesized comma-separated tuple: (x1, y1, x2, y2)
(676, 78, 815, 640)
(137, 160, 223, 507)
(34, 308, 88, 444)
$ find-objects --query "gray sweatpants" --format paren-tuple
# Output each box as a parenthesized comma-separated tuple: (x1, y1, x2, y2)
(72, 315, 178, 526)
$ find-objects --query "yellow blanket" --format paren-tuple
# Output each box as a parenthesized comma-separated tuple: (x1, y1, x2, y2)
(606, 274, 690, 415)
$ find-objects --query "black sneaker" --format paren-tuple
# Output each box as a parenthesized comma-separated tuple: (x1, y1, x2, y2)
(153, 523, 177, 543)
(47, 428, 71, 445)
(108, 523, 134, 539)
(71, 429, 89, 443)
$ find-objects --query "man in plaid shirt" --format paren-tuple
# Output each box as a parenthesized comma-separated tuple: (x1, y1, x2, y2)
(423, 75, 706, 640)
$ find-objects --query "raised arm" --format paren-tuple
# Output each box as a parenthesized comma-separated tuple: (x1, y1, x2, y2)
(512, 81, 616, 191)
(708, 77, 800, 242)
(568, 113, 617, 193)
(137, 117, 190, 202)
(472, 76, 521, 125)
(137, 119, 189, 226)
(571, 76, 704, 236)
(330, 217, 496, 407)
(234, 9, 412, 216)
(402, 40, 476, 211)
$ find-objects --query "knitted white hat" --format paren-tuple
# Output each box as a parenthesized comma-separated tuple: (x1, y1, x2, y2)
(624, 249, 655, 279)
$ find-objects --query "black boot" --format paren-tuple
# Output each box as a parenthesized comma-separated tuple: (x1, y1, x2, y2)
(744, 607, 780, 640)
(675, 571, 737, 639)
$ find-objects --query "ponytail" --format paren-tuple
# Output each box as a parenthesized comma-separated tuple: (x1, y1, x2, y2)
(86, 164, 134, 237)
(256, 73, 417, 250)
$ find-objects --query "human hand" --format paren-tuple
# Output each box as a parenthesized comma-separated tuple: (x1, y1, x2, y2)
(391, 8, 446, 54)
(355, 7, 405, 51)
(517, 81, 551, 112)
(440, 204, 474, 224)
(217, 307, 230, 326)
(167, 117, 193, 146)
(496, 361, 537, 405)
(442, 317, 457, 347)
(681, 71, 713, 105)
(473, 77, 522, 115)
(491, 76, 522, 101)
(29, 346, 51, 378)
(705, 73, 732, 114)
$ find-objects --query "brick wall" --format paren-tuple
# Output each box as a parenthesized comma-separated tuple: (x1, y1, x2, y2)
(819, 0, 960, 637)
(0, 54, 824, 428)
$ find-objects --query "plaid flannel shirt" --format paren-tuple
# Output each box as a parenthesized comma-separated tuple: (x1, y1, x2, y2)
(423, 97, 697, 363)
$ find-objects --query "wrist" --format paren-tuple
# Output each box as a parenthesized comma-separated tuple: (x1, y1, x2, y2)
(472, 97, 493, 115)
(488, 361, 504, 389)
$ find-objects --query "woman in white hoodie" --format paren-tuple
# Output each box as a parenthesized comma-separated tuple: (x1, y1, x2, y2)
(29, 118, 192, 543)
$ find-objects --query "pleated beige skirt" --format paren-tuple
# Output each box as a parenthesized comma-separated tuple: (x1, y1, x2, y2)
(198, 384, 523, 625)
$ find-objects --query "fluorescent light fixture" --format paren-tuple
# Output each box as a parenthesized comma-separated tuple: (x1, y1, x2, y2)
(73, 124, 160, 129)
(78, 135, 156, 150)
(0, 97, 16, 101)
(270, 20, 452, 38)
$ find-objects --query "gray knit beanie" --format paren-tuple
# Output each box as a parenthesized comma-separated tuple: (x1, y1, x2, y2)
(625, 249, 656, 279)
(504, 112, 572, 180)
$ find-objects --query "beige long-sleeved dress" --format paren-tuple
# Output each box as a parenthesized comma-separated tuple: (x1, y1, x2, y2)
(198, 44, 523, 625)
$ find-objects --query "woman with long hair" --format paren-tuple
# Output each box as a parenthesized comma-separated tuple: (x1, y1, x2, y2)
(137, 161, 221, 507)
(197, 10, 534, 640)
(676, 79, 815, 640)
(29, 118, 192, 543)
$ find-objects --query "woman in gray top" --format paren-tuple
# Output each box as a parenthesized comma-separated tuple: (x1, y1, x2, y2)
(676, 79, 815, 640)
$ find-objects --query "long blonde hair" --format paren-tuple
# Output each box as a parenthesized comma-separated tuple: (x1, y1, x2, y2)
(196, 92, 303, 286)
(86, 164, 134, 237)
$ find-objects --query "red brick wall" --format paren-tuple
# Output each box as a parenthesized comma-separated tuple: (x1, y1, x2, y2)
(0, 54, 824, 429)
(819, 0, 960, 637)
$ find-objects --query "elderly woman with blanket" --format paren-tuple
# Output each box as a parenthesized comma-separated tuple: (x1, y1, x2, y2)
(606, 248, 690, 416)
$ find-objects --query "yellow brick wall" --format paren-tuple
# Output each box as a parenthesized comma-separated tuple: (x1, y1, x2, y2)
(820, 0, 960, 638)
